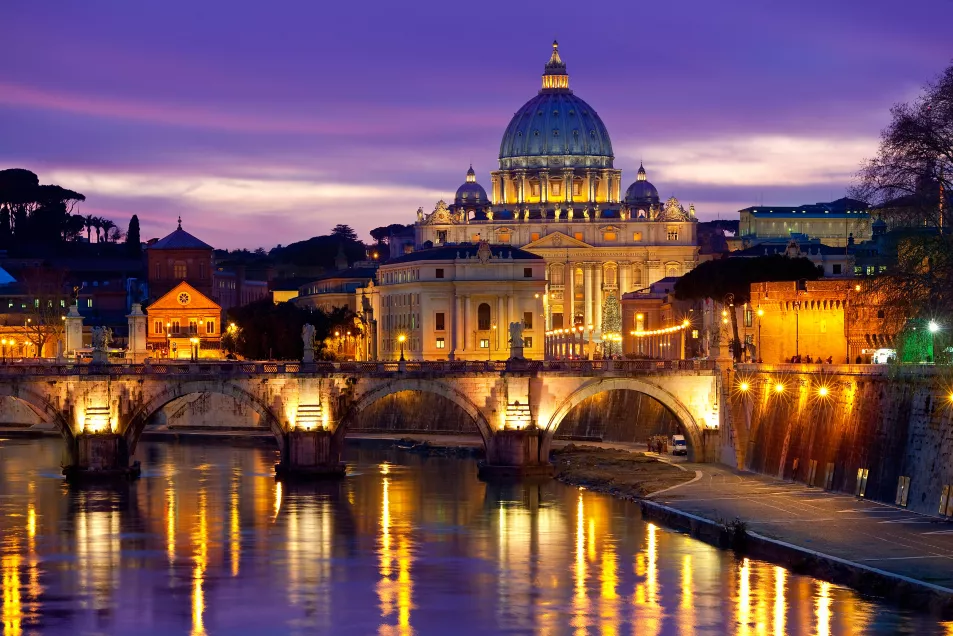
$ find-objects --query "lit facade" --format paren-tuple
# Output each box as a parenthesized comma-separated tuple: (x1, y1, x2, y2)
(356, 242, 546, 361)
(413, 42, 698, 338)
(145, 281, 222, 360)
(736, 197, 872, 249)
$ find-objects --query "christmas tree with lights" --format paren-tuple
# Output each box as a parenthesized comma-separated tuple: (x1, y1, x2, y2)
(601, 291, 622, 357)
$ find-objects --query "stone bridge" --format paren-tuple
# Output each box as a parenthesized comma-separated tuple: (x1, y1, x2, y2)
(0, 359, 723, 479)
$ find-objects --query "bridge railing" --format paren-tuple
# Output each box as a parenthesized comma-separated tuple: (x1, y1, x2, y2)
(0, 358, 716, 377)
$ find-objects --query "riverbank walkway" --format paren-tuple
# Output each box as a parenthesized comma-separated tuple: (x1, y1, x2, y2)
(650, 462, 953, 592)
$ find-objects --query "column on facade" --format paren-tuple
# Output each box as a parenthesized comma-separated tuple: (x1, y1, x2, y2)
(600, 169, 610, 203)
(455, 294, 464, 352)
(496, 295, 505, 351)
(540, 170, 549, 205)
(563, 169, 574, 204)
(566, 263, 575, 328)
(583, 264, 593, 328)
(594, 264, 603, 333)
(619, 261, 630, 296)
(464, 295, 471, 352)
(507, 295, 515, 337)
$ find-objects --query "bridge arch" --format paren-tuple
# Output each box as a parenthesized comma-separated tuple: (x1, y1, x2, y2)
(543, 377, 704, 461)
(124, 380, 284, 454)
(0, 385, 72, 442)
(338, 378, 492, 446)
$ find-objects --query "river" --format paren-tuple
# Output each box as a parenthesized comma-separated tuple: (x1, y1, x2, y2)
(0, 437, 949, 635)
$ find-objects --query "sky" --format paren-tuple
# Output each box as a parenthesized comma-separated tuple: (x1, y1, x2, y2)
(1, 0, 951, 249)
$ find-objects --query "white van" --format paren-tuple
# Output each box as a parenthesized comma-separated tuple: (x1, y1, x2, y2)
(671, 434, 688, 456)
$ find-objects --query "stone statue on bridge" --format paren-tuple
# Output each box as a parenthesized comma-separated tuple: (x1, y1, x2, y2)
(91, 326, 112, 363)
(509, 321, 524, 359)
(302, 323, 316, 363)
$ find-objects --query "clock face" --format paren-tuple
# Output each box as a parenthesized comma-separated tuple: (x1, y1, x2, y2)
(177, 292, 191, 305)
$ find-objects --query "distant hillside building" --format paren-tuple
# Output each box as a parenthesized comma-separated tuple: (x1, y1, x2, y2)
(147, 218, 215, 300)
(145, 281, 222, 360)
(735, 197, 871, 249)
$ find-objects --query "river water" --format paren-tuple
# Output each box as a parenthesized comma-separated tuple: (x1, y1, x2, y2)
(0, 437, 950, 635)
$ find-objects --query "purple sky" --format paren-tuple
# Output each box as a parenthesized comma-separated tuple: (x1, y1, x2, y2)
(1, 0, 950, 249)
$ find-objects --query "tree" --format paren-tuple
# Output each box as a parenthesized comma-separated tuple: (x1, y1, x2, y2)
(100, 219, 116, 242)
(853, 62, 953, 346)
(226, 299, 362, 360)
(126, 214, 141, 256)
(84, 214, 95, 242)
(674, 255, 823, 361)
(601, 292, 622, 357)
(331, 224, 358, 242)
(19, 266, 69, 358)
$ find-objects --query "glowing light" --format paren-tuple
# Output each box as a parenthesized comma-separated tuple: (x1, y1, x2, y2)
(739, 382, 750, 392)
(397, 334, 406, 343)
(631, 322, 691, 337)
(928, 321, 940, 334)
(774, 383, 785, 394)
(757, 308, 764, 317)
(948, 393, 953, 404)
(817, 386, 829, 398)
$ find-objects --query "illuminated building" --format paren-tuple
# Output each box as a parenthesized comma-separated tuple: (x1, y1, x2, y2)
(734, 197, 872, 250)
(413, 42, 698, 338)
(356, 241, 546, 360)
(145, 281, 223, 359)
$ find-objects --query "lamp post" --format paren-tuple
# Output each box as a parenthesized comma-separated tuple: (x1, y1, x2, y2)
(189, 337, 199, 362)
(929, 320, 941, 364)
(490, 324, 496, 361)
(398, 334, 406, 361)
(166, 322, 172, 360)
(756, 307, 764, 363)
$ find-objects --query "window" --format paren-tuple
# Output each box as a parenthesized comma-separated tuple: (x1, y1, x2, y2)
(436, 268, 444, 279)
(436, 338, 445, 349)
(531, 232, 540, 241)
(744, 334, 754, 345)
(206, 320, 215, 334)
(744, 309, 753, 327)
(154, 263, 161, 279)
(550, 264, 564, 285)
(86, 298, 92, 308)
(832, 263, 842, 275)
(435, 312, 445, 331)
(499, 232, 511, 243)
(692, 329, 699, 339)
(667, 228, 679, 241)
(572, 182, 581, 196)
(154, 320, 164, 334)
(189, 320, 198, 334)
(199, 263, 206, 279)
(854, 265, 863, 275)
(523, 336, 533, 348)
(866, 265, 875, 275)
(477, 303, 491, 330)
(574, 232, 583, 241)
(877, 309, 885, 319)
(523, 312, 533, 329)
(551, 182, 561, 196)
(171, 320, 180, 334)
(480, 339, 490, 349)
(436, 230, 447, 244)
(523, 267, 532, 278)
(878, 265, 887, 273)
(173, 261, 187, 279)
(603, 231, 617, 241)
(633, 231, 643, 241)
(531, 183, 540, 197)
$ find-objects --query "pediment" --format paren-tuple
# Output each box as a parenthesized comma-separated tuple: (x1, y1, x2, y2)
(147, 281, 221, 312)
(522, 231, 593, 250)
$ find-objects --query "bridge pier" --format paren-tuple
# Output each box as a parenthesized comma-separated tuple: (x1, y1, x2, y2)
(275, 429, 346, 480)
(478, 427, 554, 480)
(63, 433, 141, 482)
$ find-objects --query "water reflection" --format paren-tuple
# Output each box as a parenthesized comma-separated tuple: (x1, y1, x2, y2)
(0, 438, 951, 635)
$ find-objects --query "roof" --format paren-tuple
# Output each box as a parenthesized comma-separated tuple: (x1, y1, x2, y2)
(307, 266, 379, 283)
(386, 243, 543, 265)
(146, 280, 220, 312)
(741, 197, 870, 218)
(0, 266, 15, 286)
(149, 224, 213, 250)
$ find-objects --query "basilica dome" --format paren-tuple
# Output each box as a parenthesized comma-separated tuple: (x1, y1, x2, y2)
(454, 165, 488, 206)
(624, 163, 660, 206)
(498, 42, 614, 169)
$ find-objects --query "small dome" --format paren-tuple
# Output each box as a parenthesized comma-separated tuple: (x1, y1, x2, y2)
(624, 163, 659, 206)
(455, 165, 488, 206)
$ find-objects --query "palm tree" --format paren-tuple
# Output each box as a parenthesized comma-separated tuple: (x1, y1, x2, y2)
(100, 219, 116, 242)
(84, 214, 95, 242)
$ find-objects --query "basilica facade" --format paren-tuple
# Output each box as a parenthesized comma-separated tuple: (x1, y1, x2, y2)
(414, 42, 698, 335)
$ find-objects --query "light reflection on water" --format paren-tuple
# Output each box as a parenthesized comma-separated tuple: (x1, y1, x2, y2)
(0, 437, 950, 635)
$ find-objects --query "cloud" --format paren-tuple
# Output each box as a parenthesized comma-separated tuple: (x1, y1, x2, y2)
(619, 135, 879, 187)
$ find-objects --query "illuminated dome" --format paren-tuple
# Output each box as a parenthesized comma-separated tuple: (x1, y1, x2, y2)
(454, 165, 488, 206)
(624, 163, 660, 206)
(498, 41, 614, 169)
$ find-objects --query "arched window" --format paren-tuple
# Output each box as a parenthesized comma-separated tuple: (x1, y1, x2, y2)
(477, 303, 491, 330)
(550, 263, 564, 285)
(604, 263, 617, 286)
(173, 261, 187, 279)
(666, 263, 680, 278)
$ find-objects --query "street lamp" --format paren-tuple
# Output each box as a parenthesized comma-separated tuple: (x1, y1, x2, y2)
(929, 320, 941, 364)
(398, 334, 406, 361)
(189, 337, 199, 362)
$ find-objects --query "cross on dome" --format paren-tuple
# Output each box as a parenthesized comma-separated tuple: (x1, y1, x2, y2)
(542, 40, 569, 91)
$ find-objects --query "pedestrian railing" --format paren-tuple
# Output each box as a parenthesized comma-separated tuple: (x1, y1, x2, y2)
(0, 357, 716, 377)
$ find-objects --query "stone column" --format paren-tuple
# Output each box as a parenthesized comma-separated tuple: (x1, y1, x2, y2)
(126, 303, 147, 362)
(540, 170, 549, 204)
(619, 261, 630, 296)
(564, 169, 574, 203)
(277, 428, 346, 479)
(64, 302, 84, 356)
(566, 264, 575, 328)
(449, 291, 458, 357)
(594, 264, 603, 334)
(464, 295, 471, 353)
(497, 295, 505, 351)
(507, 295, 515, 336)
(583, 264, 593, 328)
(601, 169, 610, 203)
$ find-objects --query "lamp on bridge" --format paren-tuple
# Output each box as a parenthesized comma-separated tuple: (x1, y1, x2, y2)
(83, 406, 113, 434)
(398, 334, 406, 361)
(189, 337, 199, 362)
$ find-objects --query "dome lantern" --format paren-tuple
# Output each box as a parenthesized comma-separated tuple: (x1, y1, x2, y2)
(541, 40, 569, 92)
(466, 164, 476, 183)
(637, 163, 647, 182)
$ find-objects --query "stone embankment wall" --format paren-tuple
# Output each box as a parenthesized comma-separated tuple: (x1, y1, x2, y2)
(724, 365, 953, 516)
(554, 389, 680, 443)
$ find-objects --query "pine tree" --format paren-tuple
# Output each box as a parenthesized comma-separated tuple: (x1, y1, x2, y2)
(601, 291, 622, 357)
(126, 214, 141, 256)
